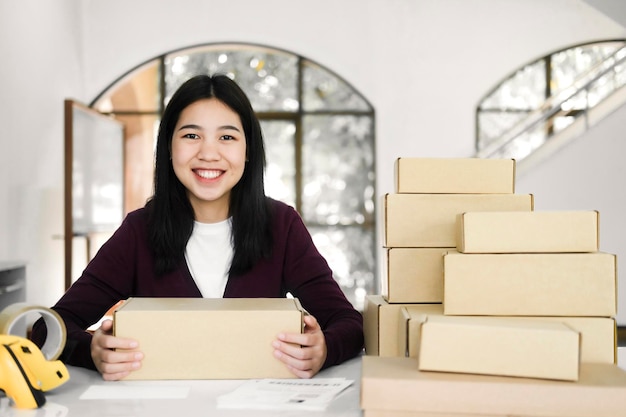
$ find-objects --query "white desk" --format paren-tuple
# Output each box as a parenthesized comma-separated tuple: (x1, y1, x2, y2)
(3, 348, 626, 416)
(1, 356, 363, 417)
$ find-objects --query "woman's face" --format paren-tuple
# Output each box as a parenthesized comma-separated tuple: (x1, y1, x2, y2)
(171, 98, 247, 223)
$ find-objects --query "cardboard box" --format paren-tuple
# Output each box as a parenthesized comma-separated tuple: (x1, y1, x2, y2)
(113, 297, 304, 380)
(383, 248, 447, 303)
(361, 356, 626, 417)
(397, 305, 444, 357)
(383, 193, 534, 247)
(363, 295, 440, 357)
(418, 315, 580, 381)
(457, 210, 599, 253)
(547, 316, 616, 364)
(400, 307, 616, 364)
(364, 410, 514, 417)
(443, 251, 617, 316)
(394, 157, 516, 194)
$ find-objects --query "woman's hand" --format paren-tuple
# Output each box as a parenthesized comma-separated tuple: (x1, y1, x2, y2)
(91, 319, 143, 381)
(272, 314, 327, 378)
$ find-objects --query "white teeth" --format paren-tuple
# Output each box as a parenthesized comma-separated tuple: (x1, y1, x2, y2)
(196, 170, 221, 179)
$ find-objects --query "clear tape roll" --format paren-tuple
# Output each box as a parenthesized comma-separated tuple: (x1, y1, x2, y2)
(0, 302, 66, 361)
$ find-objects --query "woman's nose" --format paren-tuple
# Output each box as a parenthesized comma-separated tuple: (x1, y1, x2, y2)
(197, 139, 220, 160)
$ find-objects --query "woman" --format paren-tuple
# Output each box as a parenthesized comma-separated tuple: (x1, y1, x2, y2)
(33, 74, 364, 380)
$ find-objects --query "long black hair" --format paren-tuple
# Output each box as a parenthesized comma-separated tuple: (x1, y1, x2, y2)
(147, 74, 272, 276)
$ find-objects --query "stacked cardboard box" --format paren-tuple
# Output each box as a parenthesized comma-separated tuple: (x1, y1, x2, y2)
(443, 210, 617, 365)
(361, 356, 626, 417)
(364, 157, 532, 356)
(361, 157, 625, 416)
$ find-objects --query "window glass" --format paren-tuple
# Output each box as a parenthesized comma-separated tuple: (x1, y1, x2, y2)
(301, 115, 375, 226)
(477, 41, 626, 160)
(480, 61, 546, 111)
(551, 42, 623, 96)
(309, 225, 376, 310)
(477, 111, 530, 150)
(261, 120, 296, 207)
(302, 60, 370, 112)
(164, 45, 299, 112)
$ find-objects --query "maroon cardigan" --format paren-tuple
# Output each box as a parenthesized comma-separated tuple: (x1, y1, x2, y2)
(34, 199, 363, 371)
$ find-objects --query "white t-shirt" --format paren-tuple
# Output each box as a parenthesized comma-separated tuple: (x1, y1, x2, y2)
(184, 218, 233, 297)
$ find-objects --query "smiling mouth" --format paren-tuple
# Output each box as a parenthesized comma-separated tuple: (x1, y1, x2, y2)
(194, 169, 223, 179)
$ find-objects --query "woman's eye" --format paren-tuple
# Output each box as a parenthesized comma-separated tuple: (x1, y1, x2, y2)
(183, 133, 200, 139)
(221, 134, 235, 141)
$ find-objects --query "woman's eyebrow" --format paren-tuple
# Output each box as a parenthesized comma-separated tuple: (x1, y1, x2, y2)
(177, 124, 241, 132)
(219, 124, 242, 132)
(177, 123, 202, 131)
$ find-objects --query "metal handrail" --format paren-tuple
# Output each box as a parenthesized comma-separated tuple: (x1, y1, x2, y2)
(477, 45, 626, 159)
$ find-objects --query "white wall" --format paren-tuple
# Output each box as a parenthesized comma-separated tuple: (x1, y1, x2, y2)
(0, 0, 83, 301)
(516, 104, 626, 324)
(1, 0, 625, 322)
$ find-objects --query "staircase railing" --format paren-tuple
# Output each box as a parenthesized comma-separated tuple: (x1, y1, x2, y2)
(476, 45, 626, 160)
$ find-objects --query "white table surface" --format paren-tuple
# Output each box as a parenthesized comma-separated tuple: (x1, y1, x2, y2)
(3, 348, 626, 417)
(0, 356, 363, 417)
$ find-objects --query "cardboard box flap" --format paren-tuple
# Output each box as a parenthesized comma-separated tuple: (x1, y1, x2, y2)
(398, 305, 444, 357)
(116, 297, 304, 313)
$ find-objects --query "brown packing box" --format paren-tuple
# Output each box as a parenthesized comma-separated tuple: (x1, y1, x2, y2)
(360, 356, 626, 417)
(394, 157, 516, 194)
(400, 307, 616, 364)
(113, 297, 304, 380)
(443, 251, 617, 316)
(383, 248, 447, 303)
(553, 316, 616, 363)
(363, 295, 440, 357)
(364, 410, 518, 417)
(457, 210, 599, 253)
(383, 193, 534, 247)
(418, 315, 580, 381)
(397, 305, 444, 357)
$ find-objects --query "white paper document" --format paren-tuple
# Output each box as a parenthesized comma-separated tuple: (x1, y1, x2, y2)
(216, 378, 353, 411)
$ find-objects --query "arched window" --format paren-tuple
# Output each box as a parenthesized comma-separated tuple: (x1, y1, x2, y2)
(476, 40, 626, 161)
(92, 43, 376, 309)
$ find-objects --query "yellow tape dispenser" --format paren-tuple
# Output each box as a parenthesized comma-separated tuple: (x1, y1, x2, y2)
(0, 303, 70, 409)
